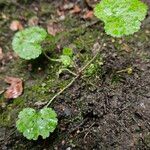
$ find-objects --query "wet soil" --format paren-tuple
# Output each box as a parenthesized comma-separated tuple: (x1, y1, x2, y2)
(0, 0, 150, 150)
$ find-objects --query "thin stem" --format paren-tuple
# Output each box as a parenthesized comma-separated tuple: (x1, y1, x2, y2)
(45, 76, 78, 107)
(58, 68, 77, 76)
(79, 41, 104, 73)
(43, 51, 61, 62)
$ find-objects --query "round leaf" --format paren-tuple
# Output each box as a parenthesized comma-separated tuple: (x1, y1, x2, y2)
(16, 107, 58, 140)
(94, 0, 148, 37)
(12, 26, 47, 59)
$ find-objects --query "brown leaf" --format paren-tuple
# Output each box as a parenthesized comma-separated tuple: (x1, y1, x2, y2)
(10, 20, 23, 31)
(83, 11, 94, 19)
(4, 77, 23, 99)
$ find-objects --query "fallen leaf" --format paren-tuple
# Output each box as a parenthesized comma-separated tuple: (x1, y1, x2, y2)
(70, 5, 81, 14)
(83, 11, 94, 19)
(0, 47, 4, 60)
(10, 20, 23, 31)
(4, 77, 23, 99)
(47, 22, 63, 36)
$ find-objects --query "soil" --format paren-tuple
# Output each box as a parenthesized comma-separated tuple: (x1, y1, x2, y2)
(0, 0, 150, 150)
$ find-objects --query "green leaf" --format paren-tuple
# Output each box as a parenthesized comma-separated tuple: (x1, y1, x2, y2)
(60, 55, 72, 67)
(94, 0, 148, 37)
(12, 26, 47, 60)
(62, 47, 73, 57)
(84, 64, 97, 77)
(16, 107, 58, 140)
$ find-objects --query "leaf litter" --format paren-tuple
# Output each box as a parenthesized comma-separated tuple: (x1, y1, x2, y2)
(4, 77, 23, 99)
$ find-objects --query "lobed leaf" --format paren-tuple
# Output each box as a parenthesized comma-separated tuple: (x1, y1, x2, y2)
(12, 26, 47, 59)
(16, 107, 58, 140)
(94, 0, 148, 37)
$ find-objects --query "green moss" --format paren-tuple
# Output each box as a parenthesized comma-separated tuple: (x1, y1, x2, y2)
(0, 98, 25, 126)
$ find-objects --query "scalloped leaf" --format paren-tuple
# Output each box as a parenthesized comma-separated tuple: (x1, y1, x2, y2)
(12, 26, 47, 59)
(94, 0, 148, 37)
(16, 107, 58, 140)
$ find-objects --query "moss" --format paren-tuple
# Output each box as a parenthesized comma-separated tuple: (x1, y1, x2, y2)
(0, 4, 104, 129)
(0, 98, 25, 126)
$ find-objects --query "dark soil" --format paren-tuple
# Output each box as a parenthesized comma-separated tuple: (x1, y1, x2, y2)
(0, 0, 150, 150)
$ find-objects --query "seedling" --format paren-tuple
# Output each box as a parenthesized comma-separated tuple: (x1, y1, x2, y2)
(60, 47, 74, 67)
(94, 0, 148, 37)
(16, 107, 58, 140)
(13, 0, 148, 141)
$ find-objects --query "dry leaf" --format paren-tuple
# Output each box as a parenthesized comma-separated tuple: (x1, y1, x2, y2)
(10, 20, 23, 31)
(70, 5, 81, 14)
(47, 22, 63, 36)
(4, 77, 23, 99)
(0, 47, 4, 60)
(83, 11, 94, 19)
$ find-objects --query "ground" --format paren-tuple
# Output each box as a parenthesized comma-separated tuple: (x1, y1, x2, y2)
(0, 0, 150, 150)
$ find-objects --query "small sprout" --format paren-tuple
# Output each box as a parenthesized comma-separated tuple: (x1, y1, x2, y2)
(16, 107, 58, 140)
(62, 47, 73, 57)
(12, 26, 47, 60)
(60, 55, 72, 67)
(59, 47, 74, 67)
(94, 0, 148, 37)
